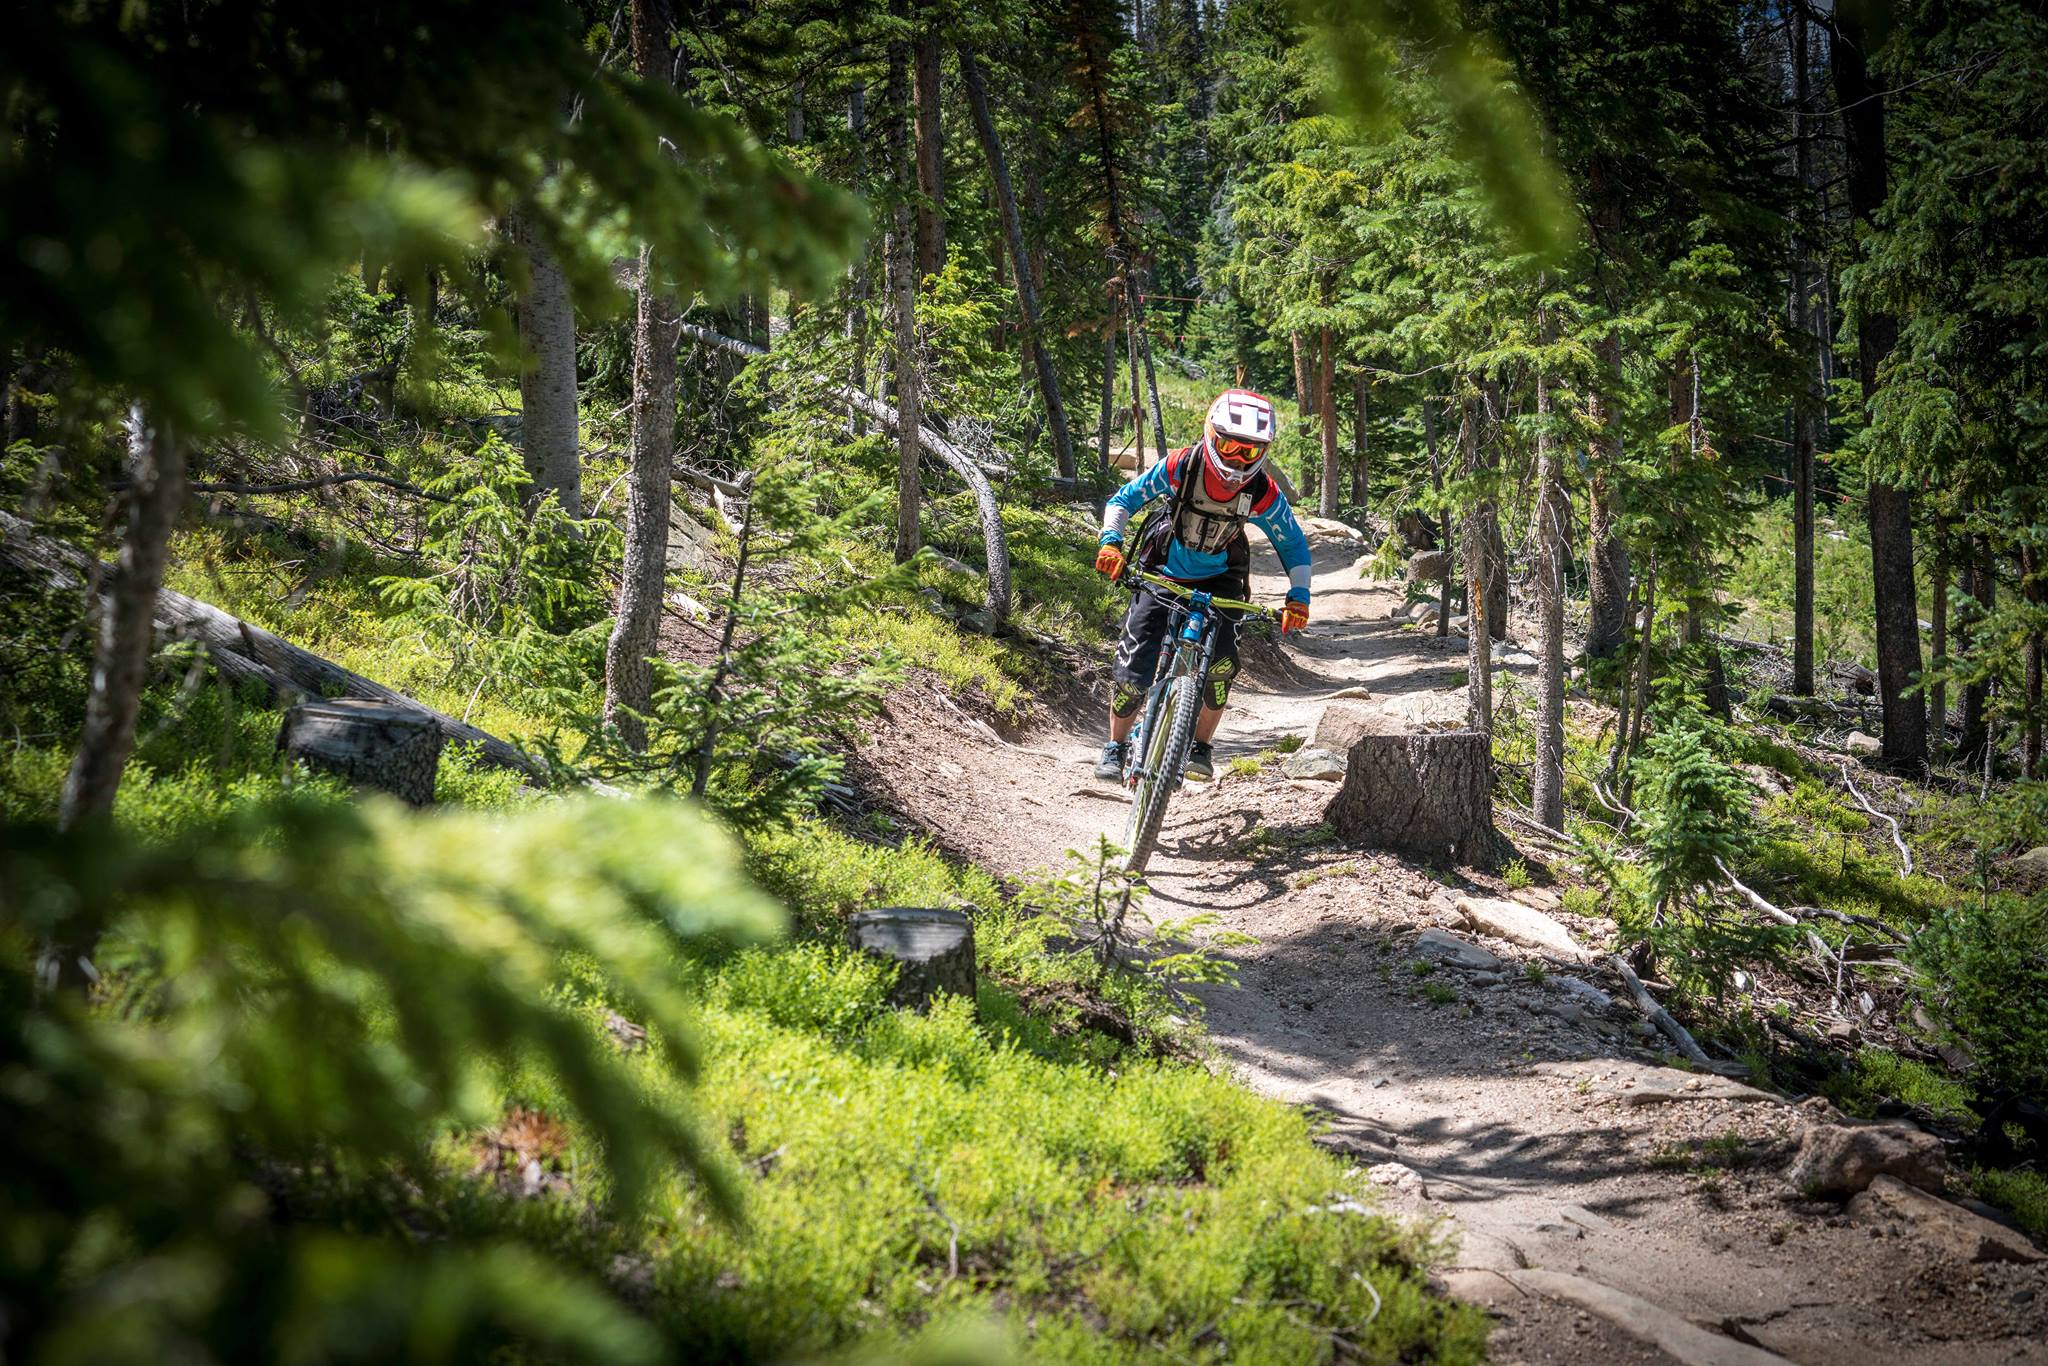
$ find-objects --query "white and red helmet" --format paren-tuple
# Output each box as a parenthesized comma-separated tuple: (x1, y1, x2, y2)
(1202, 388, 1277, 490)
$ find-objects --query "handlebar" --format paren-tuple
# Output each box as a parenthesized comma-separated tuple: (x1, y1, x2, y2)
(1125, 568, 1279, 622)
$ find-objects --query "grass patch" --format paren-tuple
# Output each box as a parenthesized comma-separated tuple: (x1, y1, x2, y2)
(1821, 1048, 1978, 1128)
(1974, 1167, 2048, 1244)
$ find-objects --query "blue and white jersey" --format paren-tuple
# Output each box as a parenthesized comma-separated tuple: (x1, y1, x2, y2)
(1100, 448, 1313, 603)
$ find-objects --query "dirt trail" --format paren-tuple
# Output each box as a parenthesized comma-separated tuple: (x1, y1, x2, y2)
(854, 524, 2048, 1365)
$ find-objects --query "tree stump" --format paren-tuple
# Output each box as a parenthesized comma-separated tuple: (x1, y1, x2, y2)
(279, 698, 443, 805)
(1324, 727, 1501, 866)
(846, 907, 977, 1014)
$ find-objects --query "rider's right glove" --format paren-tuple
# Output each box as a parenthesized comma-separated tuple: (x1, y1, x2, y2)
(1094, 540, 1126, 579)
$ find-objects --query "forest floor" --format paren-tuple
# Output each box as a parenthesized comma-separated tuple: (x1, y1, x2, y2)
(848, 521, 2048, 1366)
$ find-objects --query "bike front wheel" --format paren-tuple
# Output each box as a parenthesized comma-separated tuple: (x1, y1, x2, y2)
(1122, 667, 1201, 874)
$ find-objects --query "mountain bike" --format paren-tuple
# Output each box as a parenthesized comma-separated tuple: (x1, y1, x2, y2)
(1116, 569, 1279, 875)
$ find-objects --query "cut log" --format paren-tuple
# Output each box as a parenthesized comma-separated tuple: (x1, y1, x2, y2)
(1324, 726, 1501, 866)
(1, 509, 542, 779)
(280, 699, 442, 804)
(846, 907, 977, 1014)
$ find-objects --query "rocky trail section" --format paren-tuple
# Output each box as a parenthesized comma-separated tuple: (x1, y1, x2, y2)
(851, 522, 2047, 1365)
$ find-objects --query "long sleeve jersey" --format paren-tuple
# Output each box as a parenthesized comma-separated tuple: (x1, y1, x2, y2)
(1099, 450, 1313, 603)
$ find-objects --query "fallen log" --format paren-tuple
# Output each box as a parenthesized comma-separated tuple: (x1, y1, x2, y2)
(1, 509, 544, 779)
(280, 698, 442, 804)
(676, 321, 1012, 622)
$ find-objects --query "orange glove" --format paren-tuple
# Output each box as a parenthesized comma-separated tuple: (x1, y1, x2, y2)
(1280, 599, 1310, 634)
(1094, 542, 1126, 578)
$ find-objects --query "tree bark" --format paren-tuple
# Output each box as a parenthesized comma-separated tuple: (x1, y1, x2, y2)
(960, 47, 1074, 480)
(1316, 321, 1339, 517)
(2024, 545, 2044, 779)
(887, 18, 922, 563)
(604, 0, 681, 751)
(1586, 332, 1630, 659)
(1460, 396, 1494, 737)
(1929, 521, 1948, 754)
(1097, 323, 1117, 494)
(505, 208, 581, 517)
(1790, 2, 1818, 697)
(1958, 536, 1992, 769)
(1350, 371, 1369, 512)
(58, 405, 187, 830)
(1833, 4, 1926, 772)
(1532, 349, 1568, 828)
(280, 699, 442, 805)
(911, 11, 947, 281)
(1325, 728, 1500, 867)
(847, 907, 977, 1013)
(846, 80, 870, 435)
(1421, 395, 1451, 638)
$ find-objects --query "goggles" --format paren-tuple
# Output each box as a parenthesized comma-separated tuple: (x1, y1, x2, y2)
(1213, 435, 1268, 466)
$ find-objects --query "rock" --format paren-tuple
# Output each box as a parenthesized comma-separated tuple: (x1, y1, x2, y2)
(1848, 1176, 2044, 1263)
(960, 609, 999, 635)
(1325, 684, 1374, 701)
(1551, 976, 1616, 1010)
(1510, 886, 1563, 912)
(1503, 1269, 1792, 1366)
(1548, 1001, 1587, 1026)
(1844, 730, 1883, 756)
(1281, 747, 1347, 781)
(1786, 1122, 1946, 1198)
(665, 509, 718, 574)
(1494, 647, 1539, 670)
(1409, 600, 1441, 623)
(1309, 700, 1380, 755)
(1414, 929, 1503, 972)
(1365, 1161, 1429, 1199)
(667, 591, 710, 621)
(1408, 549, 1452, 583)
(1455, 895, 1589, 962)
(1314, 1129, 1399, 1161)
(2007, 845, 2048, 878)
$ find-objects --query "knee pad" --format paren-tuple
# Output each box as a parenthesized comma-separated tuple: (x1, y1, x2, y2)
(1112, 683, 1145, 718)
(1205, 656, 1238, 709)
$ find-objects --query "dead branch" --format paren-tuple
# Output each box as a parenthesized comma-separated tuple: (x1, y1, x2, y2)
(1838, 759, 1913, 875)
(1607, 952, 1720, 1071)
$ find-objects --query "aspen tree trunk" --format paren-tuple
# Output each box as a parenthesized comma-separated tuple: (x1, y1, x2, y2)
(887, 16, 921, 562)
(1121, 280, 1147, 465)
(1134, 275, 1169, 467)
(59, 404, 187, 830)
(1461, 396, 1494, 737)
(1834, 7, 1926, 772)
(603, 0, 681, 751)
(1350, 372, 1369, 510)
(1790, 3, 1818, 697)
(1531, 346, 1568, 828)
(960, 48, 1074, 479)
(1316, 322, 1338, 517)
(506, 208, 581, 516)
(912, 13, 947, 280)
(1586, 332, 1630, 659)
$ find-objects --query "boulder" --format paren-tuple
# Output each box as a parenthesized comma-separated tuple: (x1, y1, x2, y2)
(2007, 846, 2048, 878)
(665, 509, 719, 574)
(1455, 895, 1588, 962)
(1281, 747, 1347, 782)
(1786, 1122, 1946, 1198)
(1309, 700, 1381, 757)
(1407, 549, 1452, 583)
(1844, 730, 1883, 756)
(1510, 886, 1563, 912)
(1414, 928, 1503, 972)
(1408, 600, 1441, 624)
(1848, 1175, 2044, 1263)
(1550, 976, 1616, 1010)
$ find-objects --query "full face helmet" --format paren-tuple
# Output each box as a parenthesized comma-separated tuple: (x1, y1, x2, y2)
(1201, 388, 1277, 490)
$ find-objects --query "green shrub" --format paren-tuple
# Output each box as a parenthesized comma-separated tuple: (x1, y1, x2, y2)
(1910, 894, 2048, 1103)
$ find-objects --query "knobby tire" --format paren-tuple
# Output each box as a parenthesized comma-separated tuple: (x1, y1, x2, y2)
(1122, 665, 1201, 874)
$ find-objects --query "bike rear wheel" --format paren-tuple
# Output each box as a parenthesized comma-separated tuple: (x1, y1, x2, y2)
(1122, 666, 1201, 874)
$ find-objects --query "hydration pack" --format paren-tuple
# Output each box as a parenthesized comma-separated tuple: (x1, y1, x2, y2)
(1135, 447, 1267, 570)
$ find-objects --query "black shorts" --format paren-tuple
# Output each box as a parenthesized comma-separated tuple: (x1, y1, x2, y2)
(1111, 570, 1247, 713)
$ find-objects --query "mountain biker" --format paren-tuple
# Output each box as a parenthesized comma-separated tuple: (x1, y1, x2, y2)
(1092, 388, 1311, 783)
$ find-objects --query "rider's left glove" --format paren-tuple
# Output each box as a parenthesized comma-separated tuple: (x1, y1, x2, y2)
(1281, 599, 1310, 634)
(1094, 541, 1126, 579)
